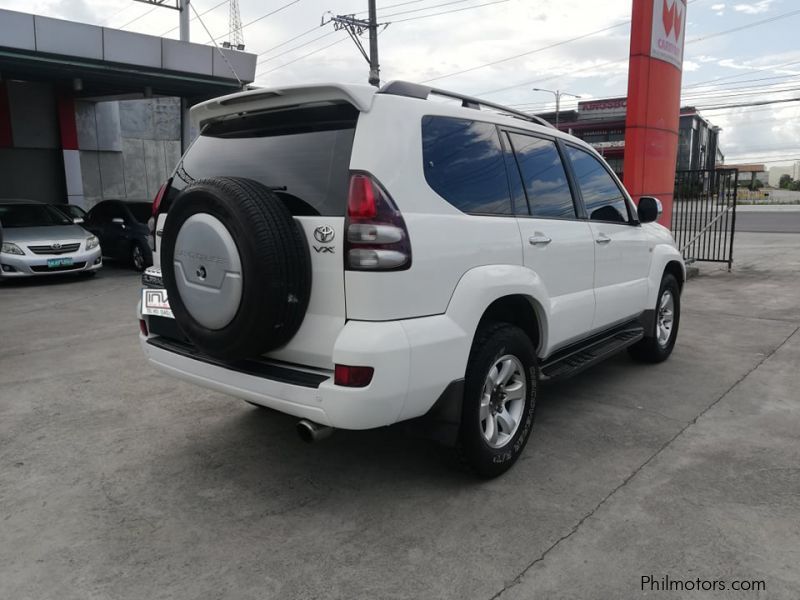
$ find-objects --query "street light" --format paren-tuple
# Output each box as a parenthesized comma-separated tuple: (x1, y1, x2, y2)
(532, 88, 582, 129)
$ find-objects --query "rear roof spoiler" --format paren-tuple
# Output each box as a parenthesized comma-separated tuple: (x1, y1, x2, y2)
(191, 83, 377, 127)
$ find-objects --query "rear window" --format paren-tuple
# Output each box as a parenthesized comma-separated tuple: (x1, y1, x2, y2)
(422, 116, 511, 215)
(0, 203, 72, 227)
(173, 103, 358, 216)
(126, 202, 152, 224)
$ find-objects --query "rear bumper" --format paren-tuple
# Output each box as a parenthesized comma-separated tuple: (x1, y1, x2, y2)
(139, 310, 469, 430)
(1, 247, 102, 277)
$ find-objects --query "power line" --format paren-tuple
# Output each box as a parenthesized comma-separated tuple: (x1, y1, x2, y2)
(356, 0, 431, 15)
(257, 30, 337, 65)
(686, 8, 800, 44)
(472, 2, 799, 100)
(682, 58, 800, 89)
(204, 0, 300, 44)
(422, 21, 628, 84)
(390, 0, 509, 24)
(102, 3, 138, 25)
(117, 6, 158, 30)
(257, 0, 505, 75)
(382, 0, 477, 19)
(693, 97, 800, 111)
(256, 36, 350, 77)
(255, 24, 325, 57)
(160, 0, 229, 36)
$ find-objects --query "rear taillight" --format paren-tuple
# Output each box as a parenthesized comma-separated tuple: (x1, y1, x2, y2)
(344, 173, 411, 271)
(151, 179, 170, 218)
(139, 319, 148, 337)
(334, 364, 374, 387)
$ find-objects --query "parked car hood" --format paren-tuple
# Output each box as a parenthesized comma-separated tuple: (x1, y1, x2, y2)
(3, 224, 89, 243)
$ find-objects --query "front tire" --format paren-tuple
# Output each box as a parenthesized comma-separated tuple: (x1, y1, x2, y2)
(457, 323, 538, 478)
(629, 273, 681, 363)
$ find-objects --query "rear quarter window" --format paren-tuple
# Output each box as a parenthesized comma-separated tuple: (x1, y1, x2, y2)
(173, 103, 358, 216)
(422, 116, 512, 215)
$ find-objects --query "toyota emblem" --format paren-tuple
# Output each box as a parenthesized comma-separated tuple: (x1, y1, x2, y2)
(52, 242, 62, 250)
(314, 226, 335, 243)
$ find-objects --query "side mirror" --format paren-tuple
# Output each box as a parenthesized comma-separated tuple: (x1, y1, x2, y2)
(637, 196, 662, 224)
(73, 217, 84, 224)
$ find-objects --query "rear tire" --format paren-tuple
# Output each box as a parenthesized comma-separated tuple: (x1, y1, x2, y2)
(130, 241, 148, 272)
(457, 323, 537, 478)
(629, 273, 681, 363)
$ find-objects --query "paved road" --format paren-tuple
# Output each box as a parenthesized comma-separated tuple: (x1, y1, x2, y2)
(2, 238, 799, 599)
(735, 208, 800, 233)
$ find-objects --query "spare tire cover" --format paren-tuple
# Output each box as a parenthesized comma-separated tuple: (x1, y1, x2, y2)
(161, 177, 311, 360)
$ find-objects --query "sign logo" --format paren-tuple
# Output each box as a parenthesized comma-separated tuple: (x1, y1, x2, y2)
(51, 242, 62, 250)
(314, 226, 335, 243)
(651, 0, 686, 69)
(662, 0, 682, 40)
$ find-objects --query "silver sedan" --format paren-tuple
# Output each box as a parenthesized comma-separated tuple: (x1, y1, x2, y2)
(0, 200, 102, 278)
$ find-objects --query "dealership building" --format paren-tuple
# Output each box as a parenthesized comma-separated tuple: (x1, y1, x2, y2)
(0, 9, 256, 208)
(537, 97, 724, 178)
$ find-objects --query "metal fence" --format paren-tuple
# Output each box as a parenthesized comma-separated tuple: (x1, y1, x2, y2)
(672, 169, 739, 270)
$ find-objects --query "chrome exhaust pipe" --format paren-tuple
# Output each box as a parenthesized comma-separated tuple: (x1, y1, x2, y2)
(296, 419, 334, 443)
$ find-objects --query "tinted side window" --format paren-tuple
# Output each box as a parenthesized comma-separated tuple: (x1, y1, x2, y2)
(88, 203, 109, 222)
(508, 133, 575, 219)
(422, 116, 511, 215)
(565, 146, 630, 223)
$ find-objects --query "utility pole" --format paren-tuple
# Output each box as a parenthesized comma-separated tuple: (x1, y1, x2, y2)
(133, 1, 192, 149)
(325, 2, 386, 87)
(532, 88, 581, 130)
(179, 0, 190, 41)
(367, 0, 379, 87)
(133, 0, 188, 40)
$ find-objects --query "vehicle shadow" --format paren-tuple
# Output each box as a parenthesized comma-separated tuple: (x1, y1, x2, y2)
(151, 355, 636, 500)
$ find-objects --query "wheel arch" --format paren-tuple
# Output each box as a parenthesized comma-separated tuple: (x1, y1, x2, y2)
(445, 264, 551, 359)
(477, 295, 545, 357)
(664, 259, 685, 292)
(648, 244, 685, 306)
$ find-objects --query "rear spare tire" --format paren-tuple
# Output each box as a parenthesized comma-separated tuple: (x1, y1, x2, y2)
(161, 177, 311, 360)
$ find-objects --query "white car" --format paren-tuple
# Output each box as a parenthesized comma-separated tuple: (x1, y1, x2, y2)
(138, 81, 684, 477)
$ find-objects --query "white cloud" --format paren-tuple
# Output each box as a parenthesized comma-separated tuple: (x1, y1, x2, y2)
(711, 2, 726, 8)
(733, 1, 775, 15)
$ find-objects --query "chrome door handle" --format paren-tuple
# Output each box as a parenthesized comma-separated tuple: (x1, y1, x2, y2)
(596, 234, 612, 245)
(529, 234, 552, 246)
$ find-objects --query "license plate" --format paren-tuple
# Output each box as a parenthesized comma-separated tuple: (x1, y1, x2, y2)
(142, 288, 174, 319)
(47, 257, 73, 268)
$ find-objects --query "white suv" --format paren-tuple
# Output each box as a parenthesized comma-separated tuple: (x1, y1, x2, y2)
(138, 81, 684, 477)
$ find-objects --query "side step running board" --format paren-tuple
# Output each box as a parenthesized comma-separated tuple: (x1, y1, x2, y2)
(540, 322, 644, 381)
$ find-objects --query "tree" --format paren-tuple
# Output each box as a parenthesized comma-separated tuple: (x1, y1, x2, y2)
(790, 180, 800, 192)
(779, 174, 793, 189)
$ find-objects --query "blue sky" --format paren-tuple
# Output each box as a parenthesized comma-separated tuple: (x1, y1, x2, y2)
(3, 0, 799, 166)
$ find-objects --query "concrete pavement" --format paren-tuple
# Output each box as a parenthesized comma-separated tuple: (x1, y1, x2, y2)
(1, 234, 799, 599)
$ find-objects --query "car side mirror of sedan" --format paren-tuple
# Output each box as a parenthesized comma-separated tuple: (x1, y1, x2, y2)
(73, 217, 84, 224)
(637, 196, 663, 224)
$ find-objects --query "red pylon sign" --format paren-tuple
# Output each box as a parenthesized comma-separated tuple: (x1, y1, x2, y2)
(623, 0, 687, 228)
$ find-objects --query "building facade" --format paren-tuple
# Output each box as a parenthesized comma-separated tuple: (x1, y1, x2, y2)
(0, 9, 256, 208)
(537, 97, 722, 178)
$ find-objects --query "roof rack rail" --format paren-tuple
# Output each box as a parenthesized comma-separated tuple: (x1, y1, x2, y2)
(377, 80, 555, 129)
